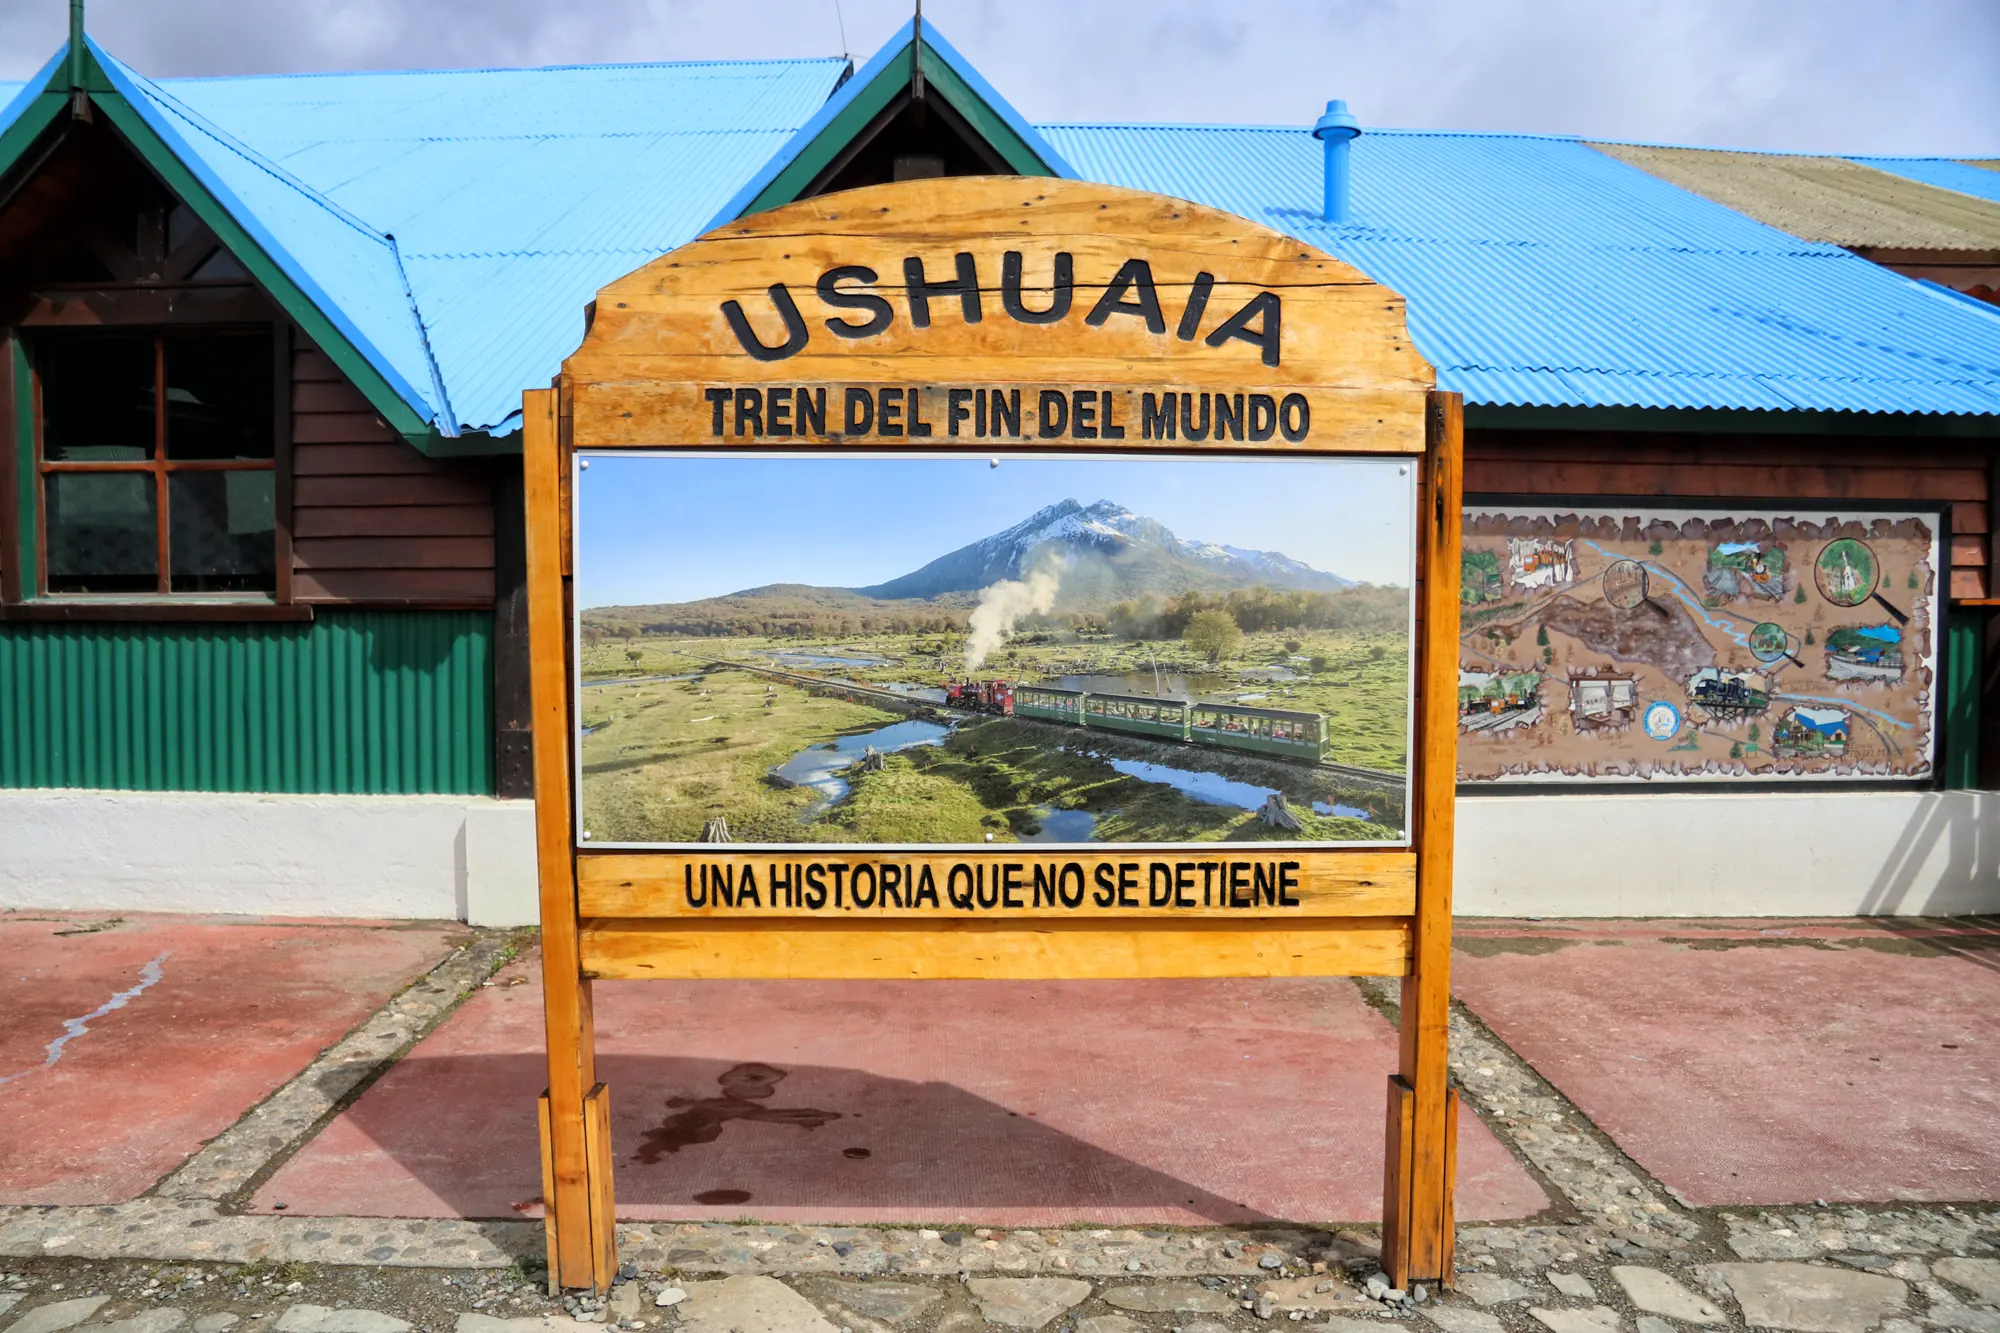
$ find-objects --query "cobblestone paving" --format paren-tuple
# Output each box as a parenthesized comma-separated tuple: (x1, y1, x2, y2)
(3, 937, 1998, 1331)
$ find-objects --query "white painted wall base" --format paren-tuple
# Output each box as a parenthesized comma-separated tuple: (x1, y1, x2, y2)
(0, 789, 540, 926)
(4, 787, 1995, 923)
(1456, 789, 2000, 917)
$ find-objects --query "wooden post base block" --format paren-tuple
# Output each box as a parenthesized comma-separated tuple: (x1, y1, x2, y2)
(1381, 1075, 1460, 1290)
(584, 1083, 617, 1292)
(536, 1093, 559, 1295)
(540, 1085, 619, 1294)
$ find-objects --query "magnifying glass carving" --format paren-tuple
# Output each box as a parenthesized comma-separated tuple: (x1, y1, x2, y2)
(1815, 538, 1907, 624)
(1604, 558, 1669, 617)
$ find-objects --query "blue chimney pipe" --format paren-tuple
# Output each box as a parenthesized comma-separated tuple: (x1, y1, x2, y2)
(1312, 99, 1361, 223)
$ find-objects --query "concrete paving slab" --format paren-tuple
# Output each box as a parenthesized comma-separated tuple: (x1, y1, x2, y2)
(252, 950, 1550, 1225)
(5, 1297, 111, 1333)
(0, 913, 469, 1205)
(1704, 1260, 1908, 1332)
(1452, 919, 2000, 1206)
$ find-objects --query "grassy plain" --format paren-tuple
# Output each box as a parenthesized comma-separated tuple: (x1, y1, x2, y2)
(581, 625, 1410, 773)
(577, 657, 1404, 845)
(578, 667, 904, 843)
(891, 718, 1399, 843)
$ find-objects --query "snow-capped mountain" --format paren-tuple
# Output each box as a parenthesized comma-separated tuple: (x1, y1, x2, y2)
(854, 498, 1352, 601)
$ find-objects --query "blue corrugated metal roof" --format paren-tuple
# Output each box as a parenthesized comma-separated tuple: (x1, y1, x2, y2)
(98, 47, 450, 425)
(1043, 124, 2000, 415)
(157, 54, 849, 434)
(1861, 156, 2000, 207)
(2, 24, 1998, 426)
(0, 44, 846, 435)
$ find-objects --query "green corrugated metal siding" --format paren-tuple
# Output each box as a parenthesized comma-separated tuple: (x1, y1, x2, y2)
(0, 610, 492, 794)
(1944, 608, 1981, 790)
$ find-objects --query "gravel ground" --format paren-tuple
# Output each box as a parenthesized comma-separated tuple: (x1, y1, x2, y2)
(6, 930, 2000, 1332)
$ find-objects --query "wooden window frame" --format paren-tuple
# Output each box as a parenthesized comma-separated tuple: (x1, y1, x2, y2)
(4, 321, 300, 620)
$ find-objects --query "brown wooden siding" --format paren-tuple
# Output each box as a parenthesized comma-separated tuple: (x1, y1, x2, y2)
(290, 346, 495, 605)
(1466, 430, 1990, 600)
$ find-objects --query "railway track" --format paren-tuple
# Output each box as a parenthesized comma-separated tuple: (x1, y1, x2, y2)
(697, 658, 956, 716)
(696, 657, 1404, 788)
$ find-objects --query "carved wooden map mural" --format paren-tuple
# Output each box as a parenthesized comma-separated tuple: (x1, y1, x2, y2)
(1458, 505, 1940, 783)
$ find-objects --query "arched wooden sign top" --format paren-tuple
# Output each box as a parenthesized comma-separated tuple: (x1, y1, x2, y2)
(564, 177, 1432, 453)
(525, 176, 1460, 1297)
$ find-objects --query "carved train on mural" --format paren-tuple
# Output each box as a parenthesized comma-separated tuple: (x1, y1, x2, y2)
(1506, 537, 1575, 592)
(1704, 540, 1789, 602)
(1457, 669, 1544, 733)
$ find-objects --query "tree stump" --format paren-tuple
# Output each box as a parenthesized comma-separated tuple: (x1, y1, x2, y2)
(1259, 792, 1305, 831)
(699, 815, 731, 843)
(861, 746, 885, 772)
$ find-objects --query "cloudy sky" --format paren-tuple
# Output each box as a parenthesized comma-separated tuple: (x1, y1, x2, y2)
(3, 0, 1996, 156)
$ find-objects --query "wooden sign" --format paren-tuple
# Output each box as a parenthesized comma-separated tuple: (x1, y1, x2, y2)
(526, 177, 1462, 1295)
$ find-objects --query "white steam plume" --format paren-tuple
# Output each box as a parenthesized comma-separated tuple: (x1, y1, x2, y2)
(964, 566, 1060, 671)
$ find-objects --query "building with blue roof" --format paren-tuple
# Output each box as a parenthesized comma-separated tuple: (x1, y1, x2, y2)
(1, 11, 1998, 922)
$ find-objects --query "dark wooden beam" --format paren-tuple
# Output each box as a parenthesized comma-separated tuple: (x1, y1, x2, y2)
(0, 333, 18, 604)
(491, 458, 533, 799)
(18, 285, 270, 326)
(0, 600, 313, 622)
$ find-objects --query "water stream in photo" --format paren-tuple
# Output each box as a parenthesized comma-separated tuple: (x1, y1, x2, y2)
(762, 652, 891, 669)
(1104, 756, 1373, 820)
(1019, 807, 1099, 843)
(773, 719, 950, 811)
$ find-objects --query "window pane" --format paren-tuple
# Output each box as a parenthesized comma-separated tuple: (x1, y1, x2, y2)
(166, 333, 273, 460)
(42, 338, 154, 461)
(46, 471, 158, 593)
(169, 470, 276, 593)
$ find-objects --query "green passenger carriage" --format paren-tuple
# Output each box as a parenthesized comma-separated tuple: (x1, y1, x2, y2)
(1004, 683, 1333, 767)
(1082, 691, 1193, 741)
(1014, 683, 1086, 723)
(1190, 701, 1330, 762)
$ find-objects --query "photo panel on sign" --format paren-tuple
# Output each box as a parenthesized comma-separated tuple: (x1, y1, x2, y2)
(574, 451, 1417, 848)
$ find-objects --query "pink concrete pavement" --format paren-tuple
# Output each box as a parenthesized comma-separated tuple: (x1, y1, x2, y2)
(0, 911, 468, 1205)
(1452, 918, 2000, 1207)
(253, 950, 1551, 1226)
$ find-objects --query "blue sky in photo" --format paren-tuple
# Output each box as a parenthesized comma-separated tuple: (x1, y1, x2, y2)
(576, 452, 1415, 606)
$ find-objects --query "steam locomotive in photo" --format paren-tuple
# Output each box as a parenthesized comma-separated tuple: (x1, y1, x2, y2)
(945, 678, 1015, 714)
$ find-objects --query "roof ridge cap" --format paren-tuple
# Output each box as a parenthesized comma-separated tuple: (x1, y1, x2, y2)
(158, 55, 848, 84)
(1040, 121, 1598, 143)
(110, 55, 392, 246)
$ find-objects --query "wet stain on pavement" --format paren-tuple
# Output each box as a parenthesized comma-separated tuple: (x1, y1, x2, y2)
(1454, 936, 1610, 957)
(632, 1062, 840, 1165)
(692, 1188, 752, 1205)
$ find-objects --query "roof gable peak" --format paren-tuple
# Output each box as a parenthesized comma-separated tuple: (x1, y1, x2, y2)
(710, 16, 1072, 228)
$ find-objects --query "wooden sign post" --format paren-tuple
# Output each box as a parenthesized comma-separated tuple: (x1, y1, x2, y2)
(524, 177, 1461, 1292)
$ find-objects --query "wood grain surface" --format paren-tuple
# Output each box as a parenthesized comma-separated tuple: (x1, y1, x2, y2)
(563, 177, 1432, 455)
(578, 916, 1412, 981)
(576, 848, 1416, 919)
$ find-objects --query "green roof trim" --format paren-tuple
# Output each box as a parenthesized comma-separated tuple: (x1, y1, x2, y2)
(0, 40, 513, 459)
(741, 29, 1060, 216)
(915, 39, 1058, 177)
(0, 92, 64, 180)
